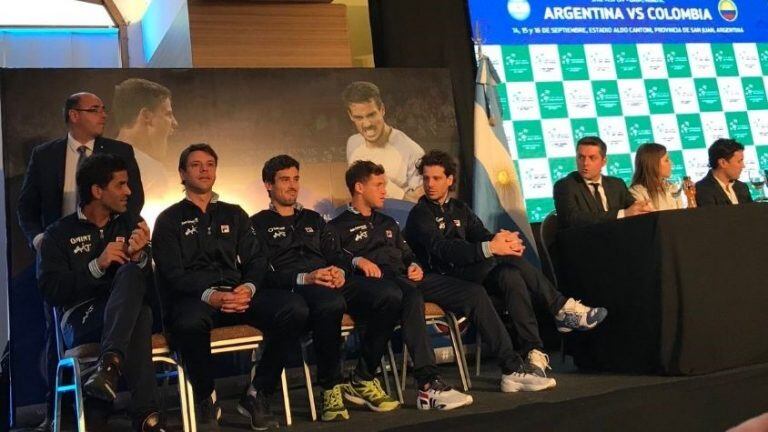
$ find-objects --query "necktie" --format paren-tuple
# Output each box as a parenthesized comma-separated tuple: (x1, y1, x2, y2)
(590, 182, 606, 212)
(76, 145, 88, 171)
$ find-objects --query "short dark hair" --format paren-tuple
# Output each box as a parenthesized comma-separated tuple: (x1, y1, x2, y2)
(342, 81, 383, 108)
(345, 160, 385, 195)
(178, 143, 218, 172)
(76, 153, 127, 205)
(262, 155, 300, 184)
(708, 138, 744, 169)
(417, 150, 457, 180)
(576, 136, 607, 158)
(112, 78, 172, 129)
(64, 93, 85, 124)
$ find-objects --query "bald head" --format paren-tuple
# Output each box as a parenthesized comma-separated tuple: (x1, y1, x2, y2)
(64, 92, 107, 140)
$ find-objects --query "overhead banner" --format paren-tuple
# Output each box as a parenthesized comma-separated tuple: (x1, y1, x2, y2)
(469, 0, 768, 222)
(471, 0, 768, 45)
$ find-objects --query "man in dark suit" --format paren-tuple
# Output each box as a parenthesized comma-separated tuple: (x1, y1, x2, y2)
(695, 138, 753, 207)
(17, 92, 144, 431)
(553, 136, 650, 230)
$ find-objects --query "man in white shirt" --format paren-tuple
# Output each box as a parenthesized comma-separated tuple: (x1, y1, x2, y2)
(343, 81, 425, 202)
(553, 136, 650, 229)
(695, 139, 753, 206)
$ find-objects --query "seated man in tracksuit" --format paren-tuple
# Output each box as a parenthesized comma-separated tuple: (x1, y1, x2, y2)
(250, 155, 401, 422)
(327, 160, 474, 410)
(152, 144, 307, 430)
(404, 150, 608, 390)
(38, 153, 169, 431)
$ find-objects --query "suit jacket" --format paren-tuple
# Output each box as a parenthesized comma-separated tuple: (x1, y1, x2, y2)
(695, 170, 753, 207)
(553, 171, 635, 230)
(17, 136, 144, 249)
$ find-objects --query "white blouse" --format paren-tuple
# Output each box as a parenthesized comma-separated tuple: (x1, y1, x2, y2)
(629, 183, 684, 211)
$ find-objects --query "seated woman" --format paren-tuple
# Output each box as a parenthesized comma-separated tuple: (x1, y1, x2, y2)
(629, 143, 684, 211)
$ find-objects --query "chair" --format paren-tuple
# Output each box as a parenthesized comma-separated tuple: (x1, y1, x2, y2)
(52, 309, 193, 432)
(539, 211, 560, 288)
(301, 313, 402, 421)
(397, 303, 476, 392)
(174, 324, 295, 431)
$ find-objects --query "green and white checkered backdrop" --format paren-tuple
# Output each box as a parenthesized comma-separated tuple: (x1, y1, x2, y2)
(482, 43, 768, 222)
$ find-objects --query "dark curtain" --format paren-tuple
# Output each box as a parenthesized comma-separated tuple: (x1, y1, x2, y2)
(369, 0, 476, 202)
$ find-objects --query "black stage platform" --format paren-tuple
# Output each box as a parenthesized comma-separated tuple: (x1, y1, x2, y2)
(14, 353, 768, 432)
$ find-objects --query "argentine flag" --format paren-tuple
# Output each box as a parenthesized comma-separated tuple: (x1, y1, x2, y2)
(472, 54, 540, 265)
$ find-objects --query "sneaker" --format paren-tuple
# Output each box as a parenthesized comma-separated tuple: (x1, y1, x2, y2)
(321, 384, 350, 422)
(554, 298, 608, 333)
(237, 390, 279, 430)
(195, 393, 222, 425)
(501, 363, 556, 392)
(83, 352, 121, 402)
(416, 376, 473, 411)
(342, 375, 400, 412)
(526, 349, 552, 378)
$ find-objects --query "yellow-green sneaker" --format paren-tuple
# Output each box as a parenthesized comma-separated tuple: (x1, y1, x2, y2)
(343, 376, 400, 412)
(321, 384, 350, 422)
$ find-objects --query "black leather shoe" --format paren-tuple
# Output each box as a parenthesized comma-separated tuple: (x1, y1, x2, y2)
(133, 411, 179, 432)
(83, 351, 122, 402)
(237, 391, 279, 430)
(195, 394, 222, 426)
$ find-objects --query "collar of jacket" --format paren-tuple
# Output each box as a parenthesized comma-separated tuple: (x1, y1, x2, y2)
(269, 201, 304, 213)
(77, 205, 120, 223)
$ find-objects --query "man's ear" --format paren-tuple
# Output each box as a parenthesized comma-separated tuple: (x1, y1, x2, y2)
(140, 107, 153, 124)
(91, 184, 103, 201)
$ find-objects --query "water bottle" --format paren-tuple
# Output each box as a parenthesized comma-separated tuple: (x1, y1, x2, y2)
(683, 176, 696, 208)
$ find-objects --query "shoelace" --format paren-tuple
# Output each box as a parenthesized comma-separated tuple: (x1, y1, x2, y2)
(428, 378, 452, 393)
(528, 350, 552, 374)
(566, 299, 589, 314)
(325, 387, 343, 407)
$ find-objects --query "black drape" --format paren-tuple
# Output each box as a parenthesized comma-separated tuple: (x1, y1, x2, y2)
(369, 0, 476, 202)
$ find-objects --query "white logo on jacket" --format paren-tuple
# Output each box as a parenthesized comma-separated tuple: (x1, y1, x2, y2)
(182, 218, 198, 236)
(436, 217, 446, 230)
(269, 226, 287, 239)
(70, 234, 92, 254)
(354, 231, 368, 242)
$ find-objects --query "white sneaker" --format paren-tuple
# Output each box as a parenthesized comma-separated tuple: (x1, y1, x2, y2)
(554, 298, 608, 333)
(526, 349, 552, 378)
(416, 377, 473, 411)
(501, 364, 556, 392)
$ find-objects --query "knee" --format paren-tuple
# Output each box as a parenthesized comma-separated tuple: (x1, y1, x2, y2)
(314, 292, 346, 318)
(375, 282, 403, 311)
(170, 309, 211, 336)
(114, 263, 146, 292)
(276, 295, 310, 329)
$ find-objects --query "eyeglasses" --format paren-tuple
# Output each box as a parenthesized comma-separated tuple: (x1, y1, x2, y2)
(72, 106, 108, 114)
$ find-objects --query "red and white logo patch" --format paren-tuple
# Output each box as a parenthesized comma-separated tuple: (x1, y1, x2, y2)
(221, 225, 230, 233)
(385, 229, 393, 238)
(115, 236, 125, 243)
(453, 220, 461, 227)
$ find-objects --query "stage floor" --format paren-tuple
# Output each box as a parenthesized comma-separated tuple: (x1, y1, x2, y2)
(15, 353, 768, 431)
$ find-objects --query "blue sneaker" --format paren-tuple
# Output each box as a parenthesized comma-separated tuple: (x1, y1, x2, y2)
(554, 298, 607, 333)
